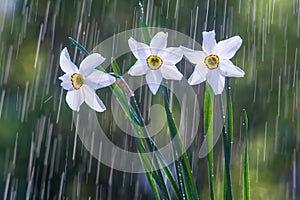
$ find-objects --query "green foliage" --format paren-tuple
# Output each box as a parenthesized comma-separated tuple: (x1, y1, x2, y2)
(1, 0, 299, 199)
(204, 84, 215, 200)
(242, 109, 250, 200)
(223, 78, 233, 200)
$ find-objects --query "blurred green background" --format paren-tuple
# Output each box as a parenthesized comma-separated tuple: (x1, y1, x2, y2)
(0, 0, 299, 199)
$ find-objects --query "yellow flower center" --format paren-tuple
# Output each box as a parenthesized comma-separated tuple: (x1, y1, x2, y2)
(204, 54, 219, 69)
(71, 73, 85, 90)
(146, 55, 163, 70)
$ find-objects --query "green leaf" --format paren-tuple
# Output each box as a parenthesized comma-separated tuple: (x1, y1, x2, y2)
(134, 134, 166, 200)
(68, 37, 90, 56)
(111, 58, 122, 75)
(129, 96, 181, 199)
(112, 59, 182, 199)
(126, 95, 170, 199)
(162, 85, 199, 200)
(223, 77, 233, 200)
(145, 171, 161, 200)
(204, 84, 215, 200)
(138, 2, 151, 44)
(225, 77, 233, 162)
(242, 109, 250, 200)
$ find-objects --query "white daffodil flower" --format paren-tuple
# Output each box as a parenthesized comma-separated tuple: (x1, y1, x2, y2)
(58, 47, 115, 112)
(128, 32, 183, 95)
(181, 30, 245, 95)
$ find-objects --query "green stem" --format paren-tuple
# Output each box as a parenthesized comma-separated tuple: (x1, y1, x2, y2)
(162, 84, 199, 200)
(204, 84, 215, 200)
(110, 63, 180, 199)
(223, 77, 233, 200)
(130, 96, 181, 199)
(242, 109, 250, 200)
(111, 58, 122, 76)
(138, 2, 152, 43)
(225, 78, 233, 162)
(222, 126, 232, 200)
(68, 37, 90, 56)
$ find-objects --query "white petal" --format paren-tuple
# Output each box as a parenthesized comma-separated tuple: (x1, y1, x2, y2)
(188, 64, 208, 85)
(82, 85, 106, 112)
(206, 70, 225, 95)
(180, 46, 206, 65)
(150, 32, 168, 54)
(202, 30, 217, 54)
(58, 73, 70, 81)
(128, 37, 151, 64)
(60, 47, 79, 74)
(85, 70, 115, 90)
(219, 59, 245, 77)
(66, 89, 84, 111)
(59, 74, 73, 90)
(158, 47, 183, 66)
(128, 60, 149, 76)
(61, 82, 73, 91)
(145, 70, 163, 95)
(79, 53, 105, 76)
(216, 36, 242, 59)
(160, 65, 183, 80)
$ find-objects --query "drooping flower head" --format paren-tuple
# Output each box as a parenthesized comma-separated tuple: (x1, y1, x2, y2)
(181, 30, 245, 94)
(128, 32, 183, 95)
(59, 47, 115, 112)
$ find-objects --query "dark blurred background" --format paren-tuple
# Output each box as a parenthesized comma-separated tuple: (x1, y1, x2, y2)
(0, 0, 299, 199)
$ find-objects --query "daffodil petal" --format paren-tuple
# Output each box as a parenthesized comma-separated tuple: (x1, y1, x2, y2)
(127, 60, 148, 76)
(85, 70, 115, 90)
(206, 70, 225, 95)
(128, 37, 151, 63)
(58, 73, 70, 81)
(219, 59, 245, 77)
(160, 65, 183, 80)
(158, 47, 183, 66)
(202, 30, 217, 54)
(150, 32, 168, 54)
(79, 53, 105, 76)
(180, 46, 206, 64)
(188, 64, 208, 85)
(216, 36, 242, 59)
(59, 74, 73, 90)
(60, 47, 79, 74)
(146, 70, 163, 95)
(61, 82, 73, 91)
(82, 85, 106, 112)
(66, 89, 84, 111)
